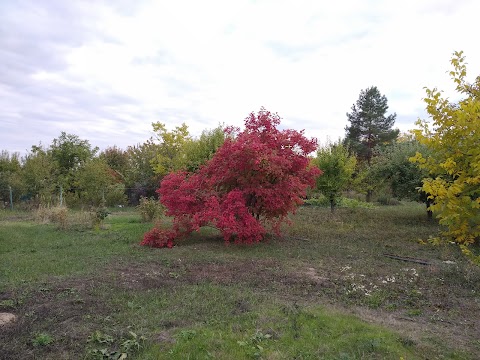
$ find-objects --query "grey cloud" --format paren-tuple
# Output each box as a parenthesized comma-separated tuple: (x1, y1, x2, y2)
(0, 1, 199, 154)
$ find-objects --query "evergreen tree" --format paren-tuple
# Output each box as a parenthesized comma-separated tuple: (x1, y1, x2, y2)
(345, 86, 399, 164)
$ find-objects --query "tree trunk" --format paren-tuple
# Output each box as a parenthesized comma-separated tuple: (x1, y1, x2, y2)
(366, 189, 373, 203)
(426, 198, 433, 220)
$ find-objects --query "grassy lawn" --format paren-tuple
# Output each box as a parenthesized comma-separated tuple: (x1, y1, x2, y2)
(1, 204, 479, 359)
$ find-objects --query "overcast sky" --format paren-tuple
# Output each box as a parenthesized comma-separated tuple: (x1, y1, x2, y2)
(1, 0, 479, 155)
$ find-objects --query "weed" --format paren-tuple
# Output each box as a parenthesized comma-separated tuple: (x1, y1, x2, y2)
(406, 309, 422, 316)
(88, 331, 114, 345)
(0, 299, 16, 308)
(120, 331, 146, 353)
(177, 329, 197, 341)
(87, 330, 145, 360)
(32, 332, 54, 347)
(237, 330, 273, 359)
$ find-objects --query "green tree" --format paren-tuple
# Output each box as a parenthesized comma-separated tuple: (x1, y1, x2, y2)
(345, 86, 399, 165)
(22, 145, 57, 204)
(99, 146, 128, 180)
(312, 140, 356, 212)
(49, 132, 98, 189)
(183, 125, 225, 172)
(371, 140, 431, 214)
(0, 150, 24, 204)
(125, 140, 161, 203)
(75, 158, 117, 206)
(410, 51, 480, 261)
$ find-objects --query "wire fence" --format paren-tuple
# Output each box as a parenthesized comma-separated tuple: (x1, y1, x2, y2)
(0, 185, 159, 210)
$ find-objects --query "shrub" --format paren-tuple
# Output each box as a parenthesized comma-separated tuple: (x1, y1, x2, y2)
(90, 206, 110, 227)
(140, 227, 175, 248)
(137, 196, 163, 222)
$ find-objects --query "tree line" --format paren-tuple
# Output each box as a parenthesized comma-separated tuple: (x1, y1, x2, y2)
(0, 124, 225, 207)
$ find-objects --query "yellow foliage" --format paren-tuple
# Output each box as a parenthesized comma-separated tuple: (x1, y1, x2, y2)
(150, 122, 192, 176)
(410, 51, 480, 261)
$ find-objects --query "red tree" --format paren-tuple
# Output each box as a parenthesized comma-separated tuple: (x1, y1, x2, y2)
(142, 108, 321, 247)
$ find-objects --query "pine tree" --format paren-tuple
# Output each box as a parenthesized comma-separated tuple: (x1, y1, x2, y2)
(345, 86, 399, 164)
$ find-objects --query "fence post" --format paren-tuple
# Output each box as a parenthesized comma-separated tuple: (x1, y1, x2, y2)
(9, 186, 13, 210)
(59, 185, 63, 206)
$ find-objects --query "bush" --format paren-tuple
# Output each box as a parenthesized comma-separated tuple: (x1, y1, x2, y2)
(90, 206, 110, 227)
(137, 197, 163, 222)
(140, 227, 175, 248)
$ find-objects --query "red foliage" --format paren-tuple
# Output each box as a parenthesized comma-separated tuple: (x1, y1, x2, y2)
(140, 227, 175, 248)
(142, 108, 322, 247)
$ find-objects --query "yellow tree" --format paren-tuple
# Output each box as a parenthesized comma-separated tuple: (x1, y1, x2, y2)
(410, 51, 480, 262)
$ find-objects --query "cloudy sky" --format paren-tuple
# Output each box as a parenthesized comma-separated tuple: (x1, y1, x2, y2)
(2, 0, 479, 155)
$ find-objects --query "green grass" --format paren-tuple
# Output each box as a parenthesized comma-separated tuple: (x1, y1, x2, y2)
(139, 305, 418, 359)
(0, 214, 151, 289)
(0, 204, 479, 359)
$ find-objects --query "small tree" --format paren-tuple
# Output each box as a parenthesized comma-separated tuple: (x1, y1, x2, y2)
(312, 140, 356, 212)
(410, 51, 480, 261)
(145, 108, 321, 247)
